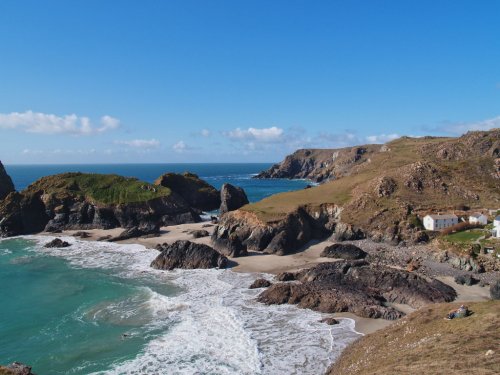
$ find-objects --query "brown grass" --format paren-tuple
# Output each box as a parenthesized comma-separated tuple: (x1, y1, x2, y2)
(329, 300, 500, 375)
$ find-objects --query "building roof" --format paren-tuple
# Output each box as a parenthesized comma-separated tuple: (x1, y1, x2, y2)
(426, 214, 458, 220)
(469, 213, 485, 218)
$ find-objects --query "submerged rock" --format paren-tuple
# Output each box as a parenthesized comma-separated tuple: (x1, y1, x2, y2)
(44, 238, 71, 248)
(320, 243, 367, 260)
(151, 240, 227, 270)
(0, 362, 36, 375)
(258, 261, 456, 320)
(219, 183, 249, 215)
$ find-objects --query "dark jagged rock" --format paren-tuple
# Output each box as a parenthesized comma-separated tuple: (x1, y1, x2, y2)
(0, 161, 15, 201)
(321, 243, 367, 260)
(454, 274, 479, 286)
(276, 272, 297, 281)
(44, 238, 71, 248)
(249, 278, 272, 289)
(219, 183, 249, 215)
(0, 362, 36, 375)
(154, 172, 220, 211)
(212, 205, 339, 256)
(189, 229, 209, 238)
(109, 222, 160, 241)
(257, 261, 457, 320)
(319, 317, 339, 325)
(0, 173, 201, 238)
(151, 240, 227, 270)
(490, 280, 500, 300)
(73, 231, 90, 238)
(332, 223, 365, 241)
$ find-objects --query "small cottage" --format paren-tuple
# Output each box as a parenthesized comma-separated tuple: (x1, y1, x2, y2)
(494, 215, 500, 229)
(423, 214, 459, 231)
(468, 213, 488, 225)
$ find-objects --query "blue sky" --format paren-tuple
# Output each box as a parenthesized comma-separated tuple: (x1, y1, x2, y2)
(0, 0, 499, 164)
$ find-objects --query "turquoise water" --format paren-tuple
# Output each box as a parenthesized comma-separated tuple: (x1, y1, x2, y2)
(0, 238, 179, 374)
(0, 236, 360, 374)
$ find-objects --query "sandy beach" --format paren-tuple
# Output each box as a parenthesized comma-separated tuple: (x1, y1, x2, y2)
(53, 221, 495, 335)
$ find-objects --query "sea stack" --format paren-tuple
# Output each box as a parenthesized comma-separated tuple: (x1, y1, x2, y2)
(219, 183, 249, 215)
(0, 161, 15, 201)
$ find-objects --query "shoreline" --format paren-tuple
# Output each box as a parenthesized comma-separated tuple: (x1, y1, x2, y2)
(37, 221, 495, 336)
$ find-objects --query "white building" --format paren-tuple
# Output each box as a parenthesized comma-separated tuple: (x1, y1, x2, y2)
(423, 214, 459, 231)
(469, 213, 488, 225)
(493, 216, 500, 238)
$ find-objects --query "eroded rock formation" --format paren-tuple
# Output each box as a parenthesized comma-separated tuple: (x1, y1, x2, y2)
(151, 240, 227, 270)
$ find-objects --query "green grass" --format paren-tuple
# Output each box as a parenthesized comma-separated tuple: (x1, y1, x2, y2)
(25, 173, 171, 205)
(443, 230, 484, 244)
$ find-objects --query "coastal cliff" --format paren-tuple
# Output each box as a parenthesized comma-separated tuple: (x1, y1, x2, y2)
(213, 129, 500, 253)
(0, 161, 15, 201)
(0, 172, 208, 237)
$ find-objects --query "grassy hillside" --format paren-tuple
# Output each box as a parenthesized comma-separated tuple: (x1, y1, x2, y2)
(24, 173, 171, 205)
(244, 131, 500, 227)
(329, 300, 500, 375)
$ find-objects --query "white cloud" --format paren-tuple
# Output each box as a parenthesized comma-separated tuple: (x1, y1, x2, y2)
(173, 140, 188, 153)
(115, 138, 160, 149)
(201, 129, 211, 137)
(225, 126, 284, 142)
(0, 111, 120, 135)
(441, 115, 500, 135)
(22, 148, 97, 155)
(365, 133, 400, 143)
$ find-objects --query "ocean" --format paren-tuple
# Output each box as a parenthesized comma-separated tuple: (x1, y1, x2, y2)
(0, 164, 360, 374)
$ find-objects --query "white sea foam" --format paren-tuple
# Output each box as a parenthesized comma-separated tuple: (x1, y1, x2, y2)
(27, 236, 361, 374)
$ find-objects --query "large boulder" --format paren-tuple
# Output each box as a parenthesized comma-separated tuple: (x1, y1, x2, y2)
(44, 238, 71, 248)
(257, 261, 457, 320)
(320, 243, 367, 260)
(490, 280, 500, 300)
(0, 161, 15, 201)
(151, 240, 227, 270)
(219, 183, 249, 215)
(154, 172, 220, 211)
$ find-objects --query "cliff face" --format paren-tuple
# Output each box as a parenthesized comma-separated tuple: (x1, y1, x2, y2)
(154, 172, 220, 211)
(0, 161, 15, 201)
(0, 172, 200, 237)
(213, 129, 500, 254)
(255, 145, 381, 182)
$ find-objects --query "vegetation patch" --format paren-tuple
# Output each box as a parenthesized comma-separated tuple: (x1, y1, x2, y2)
(25, 173, 171, 205)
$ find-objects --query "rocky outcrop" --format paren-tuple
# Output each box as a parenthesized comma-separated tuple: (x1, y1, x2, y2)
(255, 145, 381, 183)
(151, 240, 227, 270)
(490, 280, 500, 300)
(0, 161, 15, 201)
(249, 278, 272, 289)
(154, 172, 220, 211)
(189, 229, 209, 238)
(257, 261, 456, 320)
(0, 362, 36, 375)
(44, 238, 71, 248)
(319, 317, 339, 325)
(108, 222, 160, 241)
(219, 183, 249, 215)
(0, 173, 201, 237)
(320, 243, 367, 260)
(212, 205, 342, 256)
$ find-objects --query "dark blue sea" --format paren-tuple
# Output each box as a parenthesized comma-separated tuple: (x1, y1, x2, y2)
(4, 163, 309, 203)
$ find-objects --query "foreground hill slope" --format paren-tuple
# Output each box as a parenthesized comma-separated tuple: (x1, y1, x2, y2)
(213, 129, 500, 255)
(328, 300, 500, 375)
